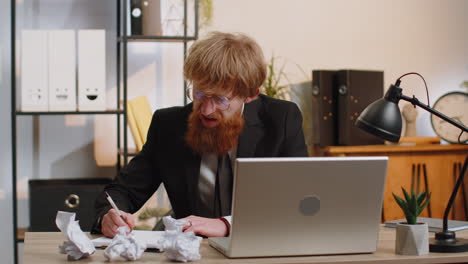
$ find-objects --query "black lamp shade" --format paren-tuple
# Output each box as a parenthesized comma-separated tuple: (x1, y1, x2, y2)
(355, 98, 402, 142)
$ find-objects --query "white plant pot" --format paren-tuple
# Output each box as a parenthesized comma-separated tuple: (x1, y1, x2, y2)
(395, 222, 429, 255)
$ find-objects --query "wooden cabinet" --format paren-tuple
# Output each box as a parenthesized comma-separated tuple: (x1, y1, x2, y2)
(321, 144, 468, 222)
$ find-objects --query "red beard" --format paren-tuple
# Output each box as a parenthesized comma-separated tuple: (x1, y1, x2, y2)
(185, 110, 245, 155)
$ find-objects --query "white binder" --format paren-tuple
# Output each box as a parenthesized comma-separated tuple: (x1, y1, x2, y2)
(21, 30, 48, 111)
(48, 30, 77, 111)
(77, 30, 106, 111)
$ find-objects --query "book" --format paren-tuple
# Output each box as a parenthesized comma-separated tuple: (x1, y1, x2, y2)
(127, 96, 153, 151)
(77, 30, 106, 111)
(126, 102, 144, 151)
(384, 217, 468, 232)
(21, 30, 49, 111)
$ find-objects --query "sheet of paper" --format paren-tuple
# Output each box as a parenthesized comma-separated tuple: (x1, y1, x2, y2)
(92, 230, 164, 249)
(103, 227, 146, 261)
(56, 211, 95, 260)
(159, 216, 202, 262)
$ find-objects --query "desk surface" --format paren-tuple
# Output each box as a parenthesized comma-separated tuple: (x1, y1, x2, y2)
(24, 227, 468, 264)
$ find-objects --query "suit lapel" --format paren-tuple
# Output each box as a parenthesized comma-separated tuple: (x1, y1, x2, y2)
(237, 97, 265, 158)
(179, 104, 202, 214)
(183, 149, 201, 212)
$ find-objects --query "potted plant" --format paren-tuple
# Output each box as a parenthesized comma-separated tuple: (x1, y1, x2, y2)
(262, 55, 315, 155)
(392, 187, 431, 255)
(262, 56, 289, 100)
(462, 81, 468, 88)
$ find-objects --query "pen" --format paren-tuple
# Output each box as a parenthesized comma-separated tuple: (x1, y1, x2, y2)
(105, 191, 130, 227)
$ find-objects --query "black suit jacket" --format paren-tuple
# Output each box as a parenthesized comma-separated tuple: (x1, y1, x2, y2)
(93, 94, 307, 232)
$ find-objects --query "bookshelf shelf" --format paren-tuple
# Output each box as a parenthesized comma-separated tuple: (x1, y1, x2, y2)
(119, 36, 197, 42)
(16, 110, 125, 115)
(16, 228, 27, 243)
(119, 148, 138, 156)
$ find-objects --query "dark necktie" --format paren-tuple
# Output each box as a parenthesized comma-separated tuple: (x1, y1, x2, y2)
(213, 153, 234, 217)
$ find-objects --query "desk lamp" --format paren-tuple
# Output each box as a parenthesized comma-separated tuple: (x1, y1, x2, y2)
(355, 72, 468, 253)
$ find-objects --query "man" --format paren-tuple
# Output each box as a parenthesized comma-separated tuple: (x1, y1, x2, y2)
(93, 31, 308, 238)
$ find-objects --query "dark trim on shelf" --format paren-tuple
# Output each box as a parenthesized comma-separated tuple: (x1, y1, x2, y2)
(183, 0, 188, 105)
(116, 0, 122, 172)
(123, 0, 128, 167)
(194, 0, 199, 40)
(16, 228, 27, 243)
(183, 40, 188, 105)
(11, 0, 18, 262)
(184, 0, 187, 39)
(15, 110, 124, 115)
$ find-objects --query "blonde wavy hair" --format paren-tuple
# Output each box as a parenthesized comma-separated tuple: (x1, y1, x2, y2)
(184, 31, 266, 98)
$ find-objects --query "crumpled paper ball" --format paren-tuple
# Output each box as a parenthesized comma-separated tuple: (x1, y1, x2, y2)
(104, 226, 147, 261)
(158, 216, 202, 262)
(56, 211, 96, 260)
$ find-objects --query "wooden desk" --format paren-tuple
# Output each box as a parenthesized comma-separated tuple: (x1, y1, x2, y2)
(321, 144, 468, 222)
(24, 227, 468, 264)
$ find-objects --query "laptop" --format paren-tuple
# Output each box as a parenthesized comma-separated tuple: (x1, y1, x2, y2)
(208, 156, 388, 258)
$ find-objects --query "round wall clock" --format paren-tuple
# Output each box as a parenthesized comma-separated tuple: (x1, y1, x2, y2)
(430, 91, 468, 143)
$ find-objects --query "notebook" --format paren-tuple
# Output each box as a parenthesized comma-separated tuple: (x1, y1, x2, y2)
(208, 157, 388, 258)
(385, 217, 468, 232)
(92, 230, 164, 249)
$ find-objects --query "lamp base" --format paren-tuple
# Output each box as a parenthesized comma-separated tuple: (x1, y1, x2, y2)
(429, 232, 468, 253)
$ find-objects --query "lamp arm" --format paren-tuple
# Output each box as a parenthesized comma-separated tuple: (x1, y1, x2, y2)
(439, 155, 468, 232)
(399, 94, 468, 132)
(399, 93, 468, 232)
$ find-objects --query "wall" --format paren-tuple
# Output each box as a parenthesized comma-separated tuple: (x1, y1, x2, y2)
(208, 0, 468, 138)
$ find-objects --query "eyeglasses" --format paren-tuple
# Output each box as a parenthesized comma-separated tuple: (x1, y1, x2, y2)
(186, 87, 231, 111)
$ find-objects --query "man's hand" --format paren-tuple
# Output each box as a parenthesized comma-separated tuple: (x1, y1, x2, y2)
(180, 215, 229, 237)
(101, 209, 136, 238)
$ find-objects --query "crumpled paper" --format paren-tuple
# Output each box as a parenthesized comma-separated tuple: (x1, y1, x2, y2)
(158, 216, 202, 262)
(56, 211, 96, 260)
(104, 226, 147, 261)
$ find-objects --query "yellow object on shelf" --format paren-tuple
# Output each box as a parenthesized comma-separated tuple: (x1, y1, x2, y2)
(127, 96, 153, 152)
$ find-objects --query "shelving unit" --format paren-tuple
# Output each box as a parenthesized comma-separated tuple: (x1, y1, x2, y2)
(16, 110, 125, 115)
(119, 0, 199, 157)
(10, 2, 127, 263)
(10, 0, 198, 263)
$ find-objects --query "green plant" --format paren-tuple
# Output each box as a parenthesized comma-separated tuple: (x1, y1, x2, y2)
(138, 207, 171, 220)
(392, 187, 431, 225)
(262, 56, 315, 152)
(134, 207, 172, 230)
(462, 81, 468, 89)
(262, 56, 289, 99)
